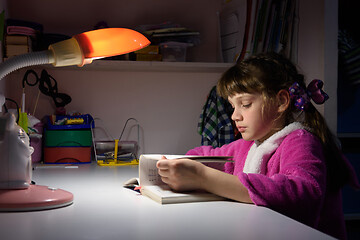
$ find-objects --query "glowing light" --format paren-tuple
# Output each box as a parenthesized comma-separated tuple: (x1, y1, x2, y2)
(74, 28, 150, 59)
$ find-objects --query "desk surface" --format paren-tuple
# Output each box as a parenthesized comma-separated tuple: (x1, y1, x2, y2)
(1, 163, 334, 240)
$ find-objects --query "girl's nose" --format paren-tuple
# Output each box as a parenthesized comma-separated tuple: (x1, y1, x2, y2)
(231, 108, 243, 122)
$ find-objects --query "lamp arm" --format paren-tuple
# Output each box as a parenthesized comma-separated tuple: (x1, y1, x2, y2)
(0, 51, 53, 80)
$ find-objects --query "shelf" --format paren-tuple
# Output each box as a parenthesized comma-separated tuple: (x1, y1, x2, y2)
(49, 60, 233, 73)
(337, 133, 360, 138)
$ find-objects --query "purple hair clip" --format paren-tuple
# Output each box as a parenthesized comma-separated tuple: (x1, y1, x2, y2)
(289, 79, 329, 111)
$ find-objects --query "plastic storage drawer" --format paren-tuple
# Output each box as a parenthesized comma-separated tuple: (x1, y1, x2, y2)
(45, 129, 92, 147)
(44, 147, 91, 164)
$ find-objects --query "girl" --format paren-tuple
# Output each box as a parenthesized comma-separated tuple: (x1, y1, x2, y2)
(157, 52, 359, 239)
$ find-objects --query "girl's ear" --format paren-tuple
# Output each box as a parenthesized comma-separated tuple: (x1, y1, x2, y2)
(277, 89, 290, 113)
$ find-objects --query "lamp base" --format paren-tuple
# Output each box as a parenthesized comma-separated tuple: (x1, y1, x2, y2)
(0, 185, 73, 212)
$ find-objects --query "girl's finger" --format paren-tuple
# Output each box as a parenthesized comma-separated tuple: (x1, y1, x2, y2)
(160, 176, 169, 184)
(158, 167, 170, 177)
(156, 159, 170, 169)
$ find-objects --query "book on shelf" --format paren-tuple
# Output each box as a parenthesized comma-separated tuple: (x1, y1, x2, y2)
(5, 34, 29, 45)
(143, 27, 187, 36)
(5, 44, 29, 57)
(123, 154, 232, 204)
(151, 31, 200, 38)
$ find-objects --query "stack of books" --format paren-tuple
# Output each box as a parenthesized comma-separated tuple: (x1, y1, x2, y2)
(4, 34, 31, 58)
(3, 19, 43, 59)
(144, 27, 199, 46)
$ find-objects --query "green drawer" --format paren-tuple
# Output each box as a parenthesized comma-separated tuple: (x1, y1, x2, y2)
(45, 129, 92, 147)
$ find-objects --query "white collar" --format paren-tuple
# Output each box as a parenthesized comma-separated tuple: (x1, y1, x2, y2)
(243, 122, 305, 174)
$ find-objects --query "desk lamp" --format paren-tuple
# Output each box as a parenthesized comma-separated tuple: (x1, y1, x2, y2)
(0, 28, 150, 211)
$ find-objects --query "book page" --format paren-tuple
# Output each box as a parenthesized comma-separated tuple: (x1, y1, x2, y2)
(139, 154, 164, 187)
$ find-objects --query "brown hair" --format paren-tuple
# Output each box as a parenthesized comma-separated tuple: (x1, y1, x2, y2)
(217, 52, 350, 190)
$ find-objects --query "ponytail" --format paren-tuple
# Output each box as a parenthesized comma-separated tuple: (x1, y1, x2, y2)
(304, 104, 349, 191)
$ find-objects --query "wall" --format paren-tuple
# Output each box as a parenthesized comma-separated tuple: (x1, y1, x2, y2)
(5, 66, 223, 154)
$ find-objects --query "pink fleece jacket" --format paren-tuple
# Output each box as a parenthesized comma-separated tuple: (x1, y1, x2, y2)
(187, 128, 359, 239)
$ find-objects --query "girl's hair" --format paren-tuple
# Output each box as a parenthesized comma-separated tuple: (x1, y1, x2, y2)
(217, 52, 350, 191)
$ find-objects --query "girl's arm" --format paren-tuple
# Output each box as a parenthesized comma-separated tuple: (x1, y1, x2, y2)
(156, 157, 253, 204)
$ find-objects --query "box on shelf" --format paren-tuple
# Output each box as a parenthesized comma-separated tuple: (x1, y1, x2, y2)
(159, 41, 191, 62)
(135, 45, 162, 61)
(136, 53, 162, 61)
(135, 45, 159, 54)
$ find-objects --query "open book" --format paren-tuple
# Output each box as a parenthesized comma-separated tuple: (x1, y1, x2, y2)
(124, 154, 232, 204)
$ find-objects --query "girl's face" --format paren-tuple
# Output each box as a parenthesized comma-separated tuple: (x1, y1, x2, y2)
(228, 92, 279, 143)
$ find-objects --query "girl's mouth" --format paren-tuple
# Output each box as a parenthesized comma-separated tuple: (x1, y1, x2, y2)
(237, 126, 246, 132)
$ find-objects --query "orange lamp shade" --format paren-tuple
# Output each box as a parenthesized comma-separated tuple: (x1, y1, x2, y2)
(74, 28, 150, 59)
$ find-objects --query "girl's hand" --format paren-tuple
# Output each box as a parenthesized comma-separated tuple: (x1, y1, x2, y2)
(157, 156, 253, 203)
(156, 156, 205, 192)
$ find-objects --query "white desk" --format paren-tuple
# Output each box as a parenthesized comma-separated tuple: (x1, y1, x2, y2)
(1, 163, 334, 240)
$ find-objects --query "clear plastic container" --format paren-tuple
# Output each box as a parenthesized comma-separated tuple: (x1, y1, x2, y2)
(159, 41, 189, 62)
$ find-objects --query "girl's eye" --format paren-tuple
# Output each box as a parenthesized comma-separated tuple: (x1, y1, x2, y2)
(242, 103, 252, 108)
